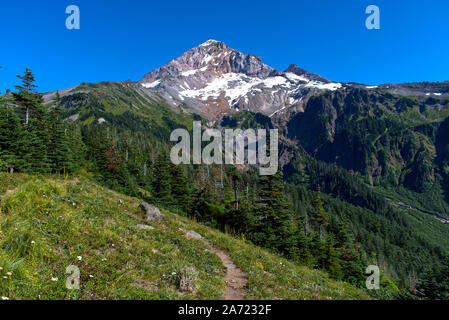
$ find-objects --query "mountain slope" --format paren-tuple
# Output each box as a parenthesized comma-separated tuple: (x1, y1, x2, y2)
(0, 173, 369, 300)
(286, 87, 449, 216)
(138, 40, 342, 118)
(24, 40, 449, 295)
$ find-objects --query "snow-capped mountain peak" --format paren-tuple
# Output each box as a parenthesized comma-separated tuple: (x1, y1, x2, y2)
(139, 40, 341, 118)
(199, 39, 222, 47)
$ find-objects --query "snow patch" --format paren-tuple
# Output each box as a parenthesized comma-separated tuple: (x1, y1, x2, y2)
(285, 72, 308, 82)
(181, 70, 198, 77)
(141, 80, 161, 88)
(179, 73, 292, 104)
(199, 39, 220, 47)
(305, 81, 342, 91)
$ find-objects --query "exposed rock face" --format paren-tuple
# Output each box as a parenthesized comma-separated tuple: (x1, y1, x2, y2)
(286, 87, 440, 192)
(375, 82, 449, 97)
(138, 40, 342, 119)
(185, 230, 202, 240)
(139, 203, 164, 221)
(285, 64, 331, 83)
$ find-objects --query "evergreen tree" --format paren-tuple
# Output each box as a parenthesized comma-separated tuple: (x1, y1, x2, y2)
(294, 217, 313, 265)
(14, 127, 47, 173)
(49, 105, 73, 173)
(26, 95, 51, 173)
(12, 68, 39, 125)
(152, 152, 172, 205)
(170, 163, 191, 213)
(322, 236, 343, 279)
(418, 256, 449, 299)
(229, 166, 242, 211)
(311, 187, 329, 240)
(0, 105, 21, 172)
(252, 172, 296, 254)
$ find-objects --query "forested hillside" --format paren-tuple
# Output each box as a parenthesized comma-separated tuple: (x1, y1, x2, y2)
(1, 68, 449, 299)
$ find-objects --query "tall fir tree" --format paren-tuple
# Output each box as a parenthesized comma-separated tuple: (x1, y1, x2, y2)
(7, 69, 52, 173)
(49, 105, 74, 173)
(170, 163, 192, 213)
(252, 172, 296, 254)
(152, 152, 172, 205)
(12, 68, 38, 125)
(0, 105, 21, 172)
(294, 217, 313, 265)
(311, 187, 329, 241)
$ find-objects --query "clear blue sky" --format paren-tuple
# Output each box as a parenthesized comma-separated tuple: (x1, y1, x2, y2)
(1, 0, 448, 93)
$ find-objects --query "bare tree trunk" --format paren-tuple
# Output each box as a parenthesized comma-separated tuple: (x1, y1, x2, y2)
(235, 188, 239, 211)
(304, 213, 310, 234)
(25, 107, 29, 125)
(319, 225, 326, 241)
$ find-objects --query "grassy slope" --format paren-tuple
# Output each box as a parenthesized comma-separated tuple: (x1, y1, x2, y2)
(60, 82, 195, 131)
(0, 174, 369, 300)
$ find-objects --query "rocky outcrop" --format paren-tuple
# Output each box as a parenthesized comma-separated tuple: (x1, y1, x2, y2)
(185, 230, 202, 240)
(139, 203, 164, 221)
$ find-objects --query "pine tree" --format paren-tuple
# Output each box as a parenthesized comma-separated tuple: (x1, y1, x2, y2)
(27, 95, 51, 173)
(294, 217, 313, 264)
(49, 105, 73, 173)
(7, 69, 52, 173)
(252, 172, 296, 254)
(170, 163, 191, 213)
(12, 68, 39, 125)
(322, 236, 343, 279)
(0, 105, 21, 172)
(311, 187, 329, 240)
(14, 127, 48, 173)
(229, 166, 242, 211)
(67, 123, 85, 172)
(152, 152, 172, 205)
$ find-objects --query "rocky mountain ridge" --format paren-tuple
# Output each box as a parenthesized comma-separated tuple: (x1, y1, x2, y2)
(138, 40, 342, 118)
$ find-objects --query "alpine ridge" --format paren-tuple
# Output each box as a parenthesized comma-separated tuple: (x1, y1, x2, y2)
(138, 40, 342, 118)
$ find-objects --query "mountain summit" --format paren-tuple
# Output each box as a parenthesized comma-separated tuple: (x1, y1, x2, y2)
(139, 40, 342, 118)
